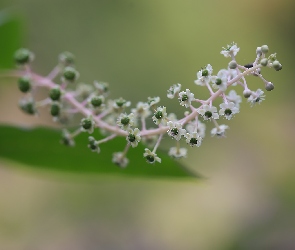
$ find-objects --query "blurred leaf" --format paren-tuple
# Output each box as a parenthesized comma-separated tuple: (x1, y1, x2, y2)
(0, 10, 22, 69)
(0, 125, 200, 179)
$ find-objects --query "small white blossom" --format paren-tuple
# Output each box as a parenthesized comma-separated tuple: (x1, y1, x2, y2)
(60, 129, 75, 146)
(186, 120, 206, 138)
(198, 105, 219, 121)
(143, 148, 161, 164)
(88, 136, 100, 153)
(247, 89, 265, 107)
(112, 152, 129, 168)
(185, 132, 202, 147)
(220, 42, 240, 58)
(152, 106, 167, 125)
(81, 116, 95, 134)
(147, 96, 160, 107)
(194, 64, 213, 86)
(167, 83, 181, 99)
(168, 147, 187, 159)
(126, 128, 141, 147)
(219, 102, 239, 120)
(94, 81, 109, 95)
(211, 70, 228, 91)
(112, 97, 131, 112)
(226, 90, 242, 108)
(131, 102, 151, 118)
(211, 124, 229, 137)
(117, 113, 135, 130)
(167, 121, 186, 141)
(178, 89, 195, 108)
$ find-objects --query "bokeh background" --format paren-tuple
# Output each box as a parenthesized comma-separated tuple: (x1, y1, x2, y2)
(0, 0, 295, 249)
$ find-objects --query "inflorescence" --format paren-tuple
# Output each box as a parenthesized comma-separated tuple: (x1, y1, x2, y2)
(14, 43, 282, 168)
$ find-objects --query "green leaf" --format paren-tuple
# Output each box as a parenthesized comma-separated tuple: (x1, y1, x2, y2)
(0, 10, 23, 69)
(0, 125, 200, 179)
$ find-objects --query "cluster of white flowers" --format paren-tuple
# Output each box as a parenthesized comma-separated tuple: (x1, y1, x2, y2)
(14, 42, 282, 168)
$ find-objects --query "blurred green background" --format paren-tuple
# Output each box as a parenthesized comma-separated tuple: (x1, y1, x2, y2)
(0, 0, 295, 249)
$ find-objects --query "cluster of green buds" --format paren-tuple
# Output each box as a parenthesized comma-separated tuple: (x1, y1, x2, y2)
(14, 43, 282, 168)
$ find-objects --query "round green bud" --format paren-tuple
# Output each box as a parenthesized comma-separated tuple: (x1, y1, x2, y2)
(256, 47, 262, 56)
(155, 111, 163, 119)
(121, 117, 130, 125)
(88, 137, 98, 151)
(50, 103, 60, 117)
(49, 87, 61, 101)
(265, 82, 274, 91)
(202, 69, 208, 77)
(14, 48, 34, 65)
(82, 118, 92, 129)
(243, 89, 252, 98)
(18, 76, 31, 93)
(228, 60, 237, 69)
(261, 45, 269, 54)
(19, 100, 36, 115)
(272, 60, 282, 71)
(260, 58, 268, 67)
(91, 96, 103, 107)
(215, 78, 222, 85)
(59, 51, 75, 65)
(63, 66, 78, 82)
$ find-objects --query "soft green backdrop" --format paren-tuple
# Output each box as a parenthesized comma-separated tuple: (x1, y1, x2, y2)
(0, 0, 294, 249)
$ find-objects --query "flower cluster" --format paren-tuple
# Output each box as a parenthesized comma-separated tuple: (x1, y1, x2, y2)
(14, 43, 282, 167)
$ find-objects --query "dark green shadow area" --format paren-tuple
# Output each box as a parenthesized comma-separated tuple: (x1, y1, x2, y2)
(0, 125, 200, 179)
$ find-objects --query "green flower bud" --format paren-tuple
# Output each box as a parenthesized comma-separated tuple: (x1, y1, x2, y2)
(50, 103, 60, 117)
(91, 96, 103, 107)
(228, 60, 237, 69)
(243, 89, 252, 98)
(272, 60, 282, 71)
(265, 82, 274, 91)
(82, 118, 92, 129)
(49, 87, 61, 101)
(261, 45, 269, 54)
(260, 58, 268, 67)
(18, 76, 31, 93)
(63, 66, 79, 82)
(14, 48, 34, 65)
(59, 51, 75, 65)
(19, 99, 36, 115)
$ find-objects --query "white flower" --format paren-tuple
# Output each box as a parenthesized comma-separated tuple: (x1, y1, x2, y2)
(219, 102, 239, 120)
(198, 105, 219, 121)
(211, 124, 229, 137)
(143, 148, 161, 164)
(126, 128, 141, 147)
(112, 152, 129, 168)
(178, 89, 195, 108)
(247, 89, 265, 107)
(94, 81, 109, 95)
(220, 42, 240, 58)
(185, 132, 202, 147)
(147, 96, 160, 107)
(88, 136, 100, 153)
(226, 90, 242, 108)
(60, 129, 75, 146)
(152, 106, 167, 125)
(168, 147, 187, 159)
(117, 113, 135, 130)
(167, 121, 186, 141)
(112, 97, 131, 112)
(211, 70, 228, 91)
(194, 64, 213, 86)
(186, 120, 206, 138)
(167, 83, 181, 99)
(131, 102, 151, 118)
(81, 116, 95, 134)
